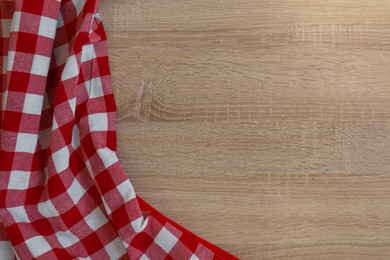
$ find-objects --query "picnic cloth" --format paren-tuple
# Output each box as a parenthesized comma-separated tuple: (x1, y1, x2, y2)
(0, 0, 238, 259)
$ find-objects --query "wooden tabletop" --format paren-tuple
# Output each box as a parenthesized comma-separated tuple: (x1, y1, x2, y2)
(100, 1, 390, 259)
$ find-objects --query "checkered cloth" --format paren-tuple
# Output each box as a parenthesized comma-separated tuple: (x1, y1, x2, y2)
(0, 0, 238, 259)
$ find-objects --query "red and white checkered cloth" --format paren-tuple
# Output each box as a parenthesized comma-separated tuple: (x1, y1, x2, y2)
(0, 0, 238, 259)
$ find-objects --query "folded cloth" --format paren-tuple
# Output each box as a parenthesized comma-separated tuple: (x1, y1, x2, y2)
(0, 0, 238, 259)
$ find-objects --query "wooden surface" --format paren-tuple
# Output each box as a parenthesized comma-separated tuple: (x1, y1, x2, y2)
(99, 1, 390, 259)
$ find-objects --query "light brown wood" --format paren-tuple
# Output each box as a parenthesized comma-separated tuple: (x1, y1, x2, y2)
(99, 1, 390, 259)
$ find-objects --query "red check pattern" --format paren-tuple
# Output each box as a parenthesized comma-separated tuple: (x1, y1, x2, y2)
(0, 0, 238, 259)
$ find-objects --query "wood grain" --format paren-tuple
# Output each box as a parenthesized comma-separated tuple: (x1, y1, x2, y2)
(99, 1, 390, 259)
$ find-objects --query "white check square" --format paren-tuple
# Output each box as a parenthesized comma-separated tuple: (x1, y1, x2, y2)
(67, 178, 85, 204)
(86, 77, 104, 98)
(81, 44, 96, 63)
(69, 97, 76, 115)
(23, 93, 44, 115)
(51, 146, 70, 173)
(0, 241, 14, 259)
(154, 227, 179, 253)
(15, 133, 38, 153)
(10, 12, 21, 33)
(56, 231, 79, 247)
(74, 0, 86, 15)
(88, 113, 108, 132)
(85, 208, 108, 231)
(105, 238, 127, 259)
(71, 124, 80, 149)
(7, 206, 29, 223)
(31, 54, 51, 76)
(38, 16, 57, 39)
(25, 236, 51, 258)
(117, 179, 136, 203)
(96, 148, 118, 169)
(2, 90, 8, 111)
(61, 55, 78, 80)
(7, 170, 30, 190)
(6, 51, 15, 71)
(1, 19, 11, 37)
(38, 200, 59, 218)
(52, 116, 59, 130)
(57, 12, 64, 27)
(131, 216, 148, 233)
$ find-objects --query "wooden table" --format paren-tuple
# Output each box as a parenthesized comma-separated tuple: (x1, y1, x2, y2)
(100, 1, 390, 259)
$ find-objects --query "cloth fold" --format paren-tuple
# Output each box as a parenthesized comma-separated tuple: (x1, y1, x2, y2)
(0, 0, 238, 259)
